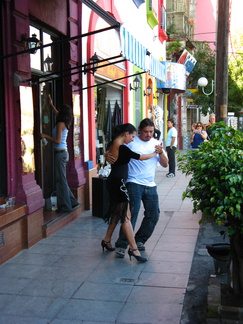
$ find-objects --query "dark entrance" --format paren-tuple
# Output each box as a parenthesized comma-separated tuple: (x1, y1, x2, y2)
(33, 80, 58, 209)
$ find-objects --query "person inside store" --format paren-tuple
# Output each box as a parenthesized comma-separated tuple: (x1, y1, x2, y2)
(101, 123, 158, 262)
(40, 96, 79, 213)
(165, 118, 178, 178)
(105, 118, 168, 258)
(190, 122, 208, 149)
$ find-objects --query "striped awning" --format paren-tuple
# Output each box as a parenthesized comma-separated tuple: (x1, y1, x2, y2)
(120, 27, 166, 82)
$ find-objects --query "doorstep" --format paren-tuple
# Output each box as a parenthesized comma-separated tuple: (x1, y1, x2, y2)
(42, 205, 82, 238)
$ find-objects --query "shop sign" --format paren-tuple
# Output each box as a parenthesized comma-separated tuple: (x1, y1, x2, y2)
(97, 64, 126, 84)
(178, 49, 197, 76)
(156, 61, 186, 90)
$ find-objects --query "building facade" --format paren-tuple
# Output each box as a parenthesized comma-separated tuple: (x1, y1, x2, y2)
(0, 0, 187, 263)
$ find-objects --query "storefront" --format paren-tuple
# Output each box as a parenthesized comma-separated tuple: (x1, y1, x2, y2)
(0, 0, 85, 263)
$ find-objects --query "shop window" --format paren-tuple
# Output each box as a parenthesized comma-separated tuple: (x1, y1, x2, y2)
(29, 25, 59, 74)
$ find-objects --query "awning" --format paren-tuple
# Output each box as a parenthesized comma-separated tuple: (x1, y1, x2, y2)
(80, 1, 166, 82)
(120, 27, 166, 82)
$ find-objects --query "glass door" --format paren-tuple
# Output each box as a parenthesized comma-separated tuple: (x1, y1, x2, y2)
(33, 81, 56, 209)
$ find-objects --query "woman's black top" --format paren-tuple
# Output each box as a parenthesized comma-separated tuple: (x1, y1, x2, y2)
(109, 145, 140, 180)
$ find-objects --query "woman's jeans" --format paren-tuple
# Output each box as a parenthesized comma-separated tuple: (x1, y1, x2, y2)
(115, 182, 160, 249)
(55, 150, 78, 211)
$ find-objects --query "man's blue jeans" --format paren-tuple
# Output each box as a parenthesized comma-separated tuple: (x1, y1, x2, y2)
(115, 182, 160, 249)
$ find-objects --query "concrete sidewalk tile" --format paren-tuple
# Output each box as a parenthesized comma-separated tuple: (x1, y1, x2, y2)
(138, 271, 189, 289)
(6, 251, 61, 267)
(0, 263, 42, 279)
(117, 299, 183, 324)
(159, 234, 198, 244)
(85, 263, 144, 285)
(55, 299, 123, 322)
(154, 241, 197, 253)
(1, 295, 67, 319)
(51, 319, 83, 324)
(149, 250, 193, 263)
(143, 260, 192, 274)
(162, 228, 199, 237)
(20, 277, 82, 298)
(167, 219, 200, 229)
(73, 281, 132, 301)
(0, 277, 31, 294)
(0, 316, 52, 324)
(127, 285, 185, 304)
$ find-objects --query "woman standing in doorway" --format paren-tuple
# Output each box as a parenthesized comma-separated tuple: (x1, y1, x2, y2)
(101, 123, 156, 262)
(41, 96, 79, 213)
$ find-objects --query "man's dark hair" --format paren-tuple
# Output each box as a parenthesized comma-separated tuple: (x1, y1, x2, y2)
(138, 118, 155, 131)
(167, 118, 175, 126)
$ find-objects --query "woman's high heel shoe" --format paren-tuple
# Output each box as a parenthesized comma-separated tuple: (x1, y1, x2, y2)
(128, 248, 147, 262)
(101, 240, 115, 252)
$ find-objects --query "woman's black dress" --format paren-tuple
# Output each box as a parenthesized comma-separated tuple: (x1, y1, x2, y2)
(104, 144, 140, 224)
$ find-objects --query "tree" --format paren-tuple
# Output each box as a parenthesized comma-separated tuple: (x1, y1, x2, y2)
(228, 31, 243, 115)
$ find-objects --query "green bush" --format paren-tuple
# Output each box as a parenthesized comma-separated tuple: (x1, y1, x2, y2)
(178, 122, 243, 295)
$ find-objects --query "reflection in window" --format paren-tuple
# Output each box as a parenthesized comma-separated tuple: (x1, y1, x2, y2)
(20, 86, 35, 174)
(30, 26, 41, 70)
(30, 26, 54, 72)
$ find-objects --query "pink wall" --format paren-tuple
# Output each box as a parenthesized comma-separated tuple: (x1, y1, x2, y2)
(195, 0, 217, 50)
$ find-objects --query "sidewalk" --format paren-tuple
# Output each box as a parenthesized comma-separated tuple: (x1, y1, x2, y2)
(0, 163, 201, 324)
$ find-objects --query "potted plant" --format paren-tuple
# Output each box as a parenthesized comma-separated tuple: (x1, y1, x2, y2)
(177, 122, 243, 296)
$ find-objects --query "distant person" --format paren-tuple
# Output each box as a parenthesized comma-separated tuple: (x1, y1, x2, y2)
(190, 123, 197, 148)
(101, 123, 157, 262)
(190, 122, 208, 149)
(165, 118, 177, 177)
(205, 113, 216, 139)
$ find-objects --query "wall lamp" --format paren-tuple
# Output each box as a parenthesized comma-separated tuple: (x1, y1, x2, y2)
(21, 33, 41, 54)
(44, 54, 53, 72)
(198, 77, 215, 96)
(144, 85, 152, 96)
(84, 52, 100, 75)
(130, 76, 140, 91)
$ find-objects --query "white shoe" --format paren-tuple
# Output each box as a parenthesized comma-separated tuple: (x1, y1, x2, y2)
(166, 173, 175, 178)
(115, 247, 126, 258)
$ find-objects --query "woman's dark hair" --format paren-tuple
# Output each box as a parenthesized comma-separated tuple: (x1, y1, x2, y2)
(56, 104, 73, 129)
(112, 123, 136, 140)
(138, 118, 155, 131)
